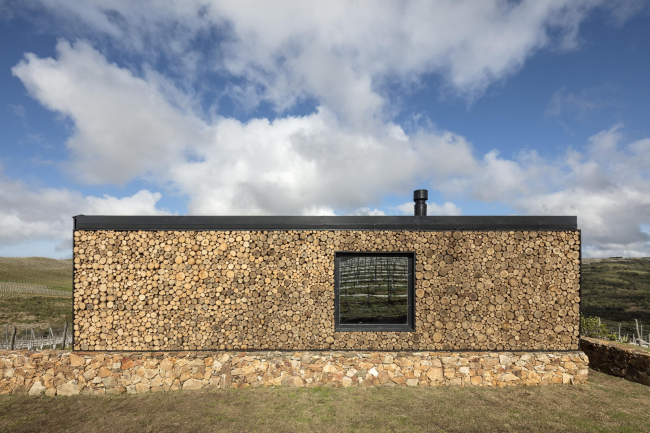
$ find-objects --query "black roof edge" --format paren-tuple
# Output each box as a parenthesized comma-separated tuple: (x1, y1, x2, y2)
(72, 215, 577, 231)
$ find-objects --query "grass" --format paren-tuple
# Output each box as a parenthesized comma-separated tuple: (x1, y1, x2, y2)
(582, 258, 650, 323)
(0, 295, 72, 328)
(0, 370, 648, 432)
(340, 298, 407, 323)
(0, 257, 71, 292)
(619, 342, 650, 353)
(0, 257, 72, 329)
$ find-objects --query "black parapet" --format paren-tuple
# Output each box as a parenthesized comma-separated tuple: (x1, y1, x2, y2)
(73, 214, 577, 232)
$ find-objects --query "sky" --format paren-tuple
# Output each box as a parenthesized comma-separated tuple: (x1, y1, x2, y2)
(1, 0, 649, 260)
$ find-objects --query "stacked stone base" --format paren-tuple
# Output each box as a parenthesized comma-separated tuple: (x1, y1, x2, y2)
(1, 350, 588, 396)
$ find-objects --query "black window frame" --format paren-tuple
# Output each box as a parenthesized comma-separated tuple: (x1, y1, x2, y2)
(334, 251, 416, 332)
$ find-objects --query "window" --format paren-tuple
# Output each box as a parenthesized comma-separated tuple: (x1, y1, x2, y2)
(334, 252, 415, 332)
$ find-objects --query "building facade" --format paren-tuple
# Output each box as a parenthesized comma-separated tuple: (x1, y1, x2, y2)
(72, 215, 580, 353)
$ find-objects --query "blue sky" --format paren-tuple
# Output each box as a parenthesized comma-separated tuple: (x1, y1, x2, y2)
(1, 0, 649, 259)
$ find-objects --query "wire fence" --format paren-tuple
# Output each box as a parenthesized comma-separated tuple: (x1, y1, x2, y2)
(0, 281, 71, 297)
(0, 323, 71, 350)
(583, 317, 650, 348)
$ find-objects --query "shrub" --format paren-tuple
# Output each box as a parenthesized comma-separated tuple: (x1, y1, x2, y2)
(580, 314, 617, 340)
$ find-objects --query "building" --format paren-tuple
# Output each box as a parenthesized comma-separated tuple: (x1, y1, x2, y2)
(72, 191, 580, 355)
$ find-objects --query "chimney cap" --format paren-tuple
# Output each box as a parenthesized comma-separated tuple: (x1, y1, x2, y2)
(413, 189, 428, 201)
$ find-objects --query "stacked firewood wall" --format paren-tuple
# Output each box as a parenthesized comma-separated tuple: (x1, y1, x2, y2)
(73, 230, 581, 352)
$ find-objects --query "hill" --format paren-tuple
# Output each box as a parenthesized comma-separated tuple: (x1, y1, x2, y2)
(581, 257, 650, 322)
(0, 257, 71, 292)
(0, 257, 72, 328)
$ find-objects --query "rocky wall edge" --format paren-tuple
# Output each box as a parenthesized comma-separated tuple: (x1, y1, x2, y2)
(1, 349, 587, 396)
(580, 336, 650, 386)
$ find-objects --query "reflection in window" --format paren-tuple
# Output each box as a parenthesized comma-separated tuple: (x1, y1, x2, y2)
(335, 253, 414, 331)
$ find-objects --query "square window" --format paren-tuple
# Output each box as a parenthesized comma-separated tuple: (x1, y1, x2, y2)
(334, 252, 415, 332)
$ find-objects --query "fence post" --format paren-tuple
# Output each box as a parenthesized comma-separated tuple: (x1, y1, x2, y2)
(10, 326, 17, 350)
(635, 319, 642, 342)
(61, 322, 68, 350)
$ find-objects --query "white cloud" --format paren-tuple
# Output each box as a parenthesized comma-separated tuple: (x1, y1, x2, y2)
(513, 126, 650, 256)
(6, 3, 650, 258)
(12, 39, 650, 257)
(429, 202, 463, 217)
(12, 40, 207, 185)
(0, 168, 168, 245)
(15, 0, 628, 120)
(84, 190, 167, 215)
(438, 124, 650, 256)
(519, 186, 650, 254)
(12, 41, 476, 217)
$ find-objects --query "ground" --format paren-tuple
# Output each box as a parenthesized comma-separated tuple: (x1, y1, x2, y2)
(0, 369, 648, 432)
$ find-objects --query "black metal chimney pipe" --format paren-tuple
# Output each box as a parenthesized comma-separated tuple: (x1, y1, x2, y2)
(414, 189, 428, 216)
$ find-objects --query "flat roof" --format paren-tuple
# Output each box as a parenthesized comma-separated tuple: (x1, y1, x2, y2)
(73, 215, 577, 231)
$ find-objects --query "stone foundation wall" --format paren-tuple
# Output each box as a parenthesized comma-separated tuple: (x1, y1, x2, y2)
(580, 337, 650, 386)
(73, 229, 581, 352)
(0, 350, 588, 395)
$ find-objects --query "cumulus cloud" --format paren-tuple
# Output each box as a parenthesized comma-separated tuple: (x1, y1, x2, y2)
(12, 41, 476, 216)
(15, 0, 624, 118)
(12, 40, 207, 185)
(12, 37, 650, 257)
(6, 1, 650, 258)
(435, 124, 650, 256)
(0, 168, 168, 244)
(514, 126, 650, 256)
(351, 208, 386, 216)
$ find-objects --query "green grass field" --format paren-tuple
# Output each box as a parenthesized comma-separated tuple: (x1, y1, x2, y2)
(0, 257, 72, 328)
(0, 370, 647, 433)
(582, 258, 650, 322)
(0, 296, 72, 328)
(0, 257, 71, 292)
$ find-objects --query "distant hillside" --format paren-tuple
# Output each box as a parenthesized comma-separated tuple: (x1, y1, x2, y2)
(0, 257, 72, 292)
(582, 257, 650, 322)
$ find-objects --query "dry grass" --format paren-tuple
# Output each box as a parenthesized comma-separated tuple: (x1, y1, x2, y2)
(0, 369, 648, 433)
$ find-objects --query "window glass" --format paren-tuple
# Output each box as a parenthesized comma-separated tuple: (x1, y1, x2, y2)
(335, 252, 414, 331)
